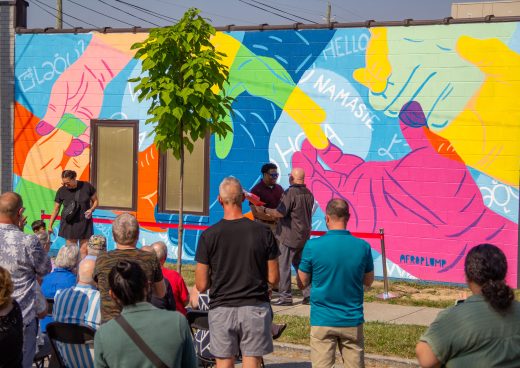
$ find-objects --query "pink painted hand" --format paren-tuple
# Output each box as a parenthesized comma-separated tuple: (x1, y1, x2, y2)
(34, 35, 133, 157)
(292, 101, 518, 284)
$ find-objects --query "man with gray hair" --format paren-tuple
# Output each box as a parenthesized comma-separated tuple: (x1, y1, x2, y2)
(0, 192, 51, 368)
(93, 213, 166, 322)
(298, 198, 374, 368)
(195, 177, 280, 368)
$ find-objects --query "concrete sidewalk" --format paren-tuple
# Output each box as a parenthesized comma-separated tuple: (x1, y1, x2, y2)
(273, 297, 443, 326)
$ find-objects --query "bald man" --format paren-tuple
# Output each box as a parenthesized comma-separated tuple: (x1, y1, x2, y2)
(0, 192, 51, 368)
(256, 167, 315, 306)
(53, 258, 101, 367)
(149, 241, 190, 315)
(195, 177, 280, 368)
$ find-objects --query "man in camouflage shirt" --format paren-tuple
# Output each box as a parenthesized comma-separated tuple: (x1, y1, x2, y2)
(93, 213, 165, 322)
(0, 192, 51, 368)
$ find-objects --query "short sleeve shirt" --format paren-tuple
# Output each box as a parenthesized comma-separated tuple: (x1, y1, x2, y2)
(55, 181, 96, 216)
(299, 230, 374, 327)
(250, 181, 284, 209)
(276, 184, 314, 248)
(420, 296, 520, 367)
(195, 218, 280, 309)
(93, 249, 163, 322)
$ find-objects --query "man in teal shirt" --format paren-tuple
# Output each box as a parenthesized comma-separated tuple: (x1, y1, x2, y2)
(299, 198, 374, 368)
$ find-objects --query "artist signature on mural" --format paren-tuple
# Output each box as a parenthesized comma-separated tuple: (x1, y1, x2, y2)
(400, 254, 447, 268)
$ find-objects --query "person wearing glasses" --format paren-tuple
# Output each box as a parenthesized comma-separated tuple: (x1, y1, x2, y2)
(49, 170, 98, 259)
(249, 163, 284, 234)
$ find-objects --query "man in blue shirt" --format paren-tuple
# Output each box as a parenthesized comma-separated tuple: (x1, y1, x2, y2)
(299, 198, 374, 368)
(52, 258, 101, 368)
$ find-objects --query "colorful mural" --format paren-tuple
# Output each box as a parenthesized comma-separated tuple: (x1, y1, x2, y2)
(14, 23, 520, 286)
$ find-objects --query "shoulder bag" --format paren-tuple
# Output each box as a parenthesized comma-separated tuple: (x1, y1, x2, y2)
(62, 188, 81, 224)
(115, 315, 169, 368)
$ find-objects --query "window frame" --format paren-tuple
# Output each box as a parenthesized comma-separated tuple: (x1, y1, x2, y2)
(90, 120, 138, 211)
(157, 135, 210, 216)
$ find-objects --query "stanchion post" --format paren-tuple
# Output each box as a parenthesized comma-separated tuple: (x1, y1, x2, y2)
(41, 209, 45, 221)
(376, 228, 399, 300)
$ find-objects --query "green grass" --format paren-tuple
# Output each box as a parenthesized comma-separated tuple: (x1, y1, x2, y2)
(169, 263, 520, 309)
(164, 263, 196, 287)
(273, 314, 426, 359)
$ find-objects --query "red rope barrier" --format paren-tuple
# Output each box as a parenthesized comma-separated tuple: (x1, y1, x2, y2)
(40, 213, 384, 240)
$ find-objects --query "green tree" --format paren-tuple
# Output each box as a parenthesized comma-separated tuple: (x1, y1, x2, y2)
(130, 8, 233, 273)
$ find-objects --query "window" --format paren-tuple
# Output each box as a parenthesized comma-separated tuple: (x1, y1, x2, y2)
(159, 137, 209, 215)
(91, 120, 138, 210)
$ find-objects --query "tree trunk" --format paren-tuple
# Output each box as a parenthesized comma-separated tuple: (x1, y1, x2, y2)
(177, 123, 184, 274)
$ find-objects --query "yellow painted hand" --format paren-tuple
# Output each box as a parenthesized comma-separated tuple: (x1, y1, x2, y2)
(441, 36, 520, 186)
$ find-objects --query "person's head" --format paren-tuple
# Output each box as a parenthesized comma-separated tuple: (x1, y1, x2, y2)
(150, 241, 168, 265)
(218, 177, 244, 208)
(325, 198, 350, 229)
(464, 243, 514, 313)
(289, 167, 305, 185)
(61, 170, 78, 189)
(54, 245, 80, 271)
(77, 259, 96, 286)
(261, 163, 279, 186)
(0, 192, 24, 225)
(88, 235, 107, 256)
(0, 266, 13, 310)
(112, 213, 140, 247)
(108, 260, 148, 307)
(31, 220, 46, 233)
(36, 231, 50, 247)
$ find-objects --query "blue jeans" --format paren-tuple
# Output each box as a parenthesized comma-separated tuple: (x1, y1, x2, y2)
(22, 318, 38, 368)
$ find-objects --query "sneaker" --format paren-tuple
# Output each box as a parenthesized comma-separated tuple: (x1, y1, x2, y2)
(271, 299, 293, 306)
(301, 297, 310, 305)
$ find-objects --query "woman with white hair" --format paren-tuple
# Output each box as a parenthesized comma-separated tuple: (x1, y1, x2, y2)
(41, 245, 79, 300)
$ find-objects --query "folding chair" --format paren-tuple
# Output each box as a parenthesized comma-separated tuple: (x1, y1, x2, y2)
(186, 310, 271, 368)
(46, 322, 96, 368)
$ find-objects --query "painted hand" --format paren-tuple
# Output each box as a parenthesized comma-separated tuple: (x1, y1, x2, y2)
(292, 102, 517, 283)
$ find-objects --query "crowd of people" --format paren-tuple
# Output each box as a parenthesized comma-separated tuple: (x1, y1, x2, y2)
(0, 165, 519, 368)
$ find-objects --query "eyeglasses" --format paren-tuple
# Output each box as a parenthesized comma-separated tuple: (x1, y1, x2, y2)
(269, 173, 279, 178)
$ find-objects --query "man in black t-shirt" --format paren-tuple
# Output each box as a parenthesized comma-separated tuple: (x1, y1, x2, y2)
(195, 177, 280, 367)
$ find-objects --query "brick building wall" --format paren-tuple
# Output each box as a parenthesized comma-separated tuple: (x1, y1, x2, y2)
(12, 23, 520, 286)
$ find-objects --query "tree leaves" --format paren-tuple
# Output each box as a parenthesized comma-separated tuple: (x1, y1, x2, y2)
(130, 7, 233, 160)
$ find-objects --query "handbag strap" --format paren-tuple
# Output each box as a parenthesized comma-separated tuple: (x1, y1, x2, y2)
(115, 315, 169, 368)
(74, 187, 80, 201)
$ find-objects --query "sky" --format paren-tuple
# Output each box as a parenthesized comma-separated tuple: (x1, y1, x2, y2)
(26, 0, 486, 29)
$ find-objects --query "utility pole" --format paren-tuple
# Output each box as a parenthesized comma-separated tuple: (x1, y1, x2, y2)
(56, 0, 63, 29)
(326, 1, 331, 24)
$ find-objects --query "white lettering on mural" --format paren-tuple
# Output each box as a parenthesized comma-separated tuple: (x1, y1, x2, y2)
(275, 124, 344, 168)
(313, 74, 378, 131)
(321, 33, 369, 60)
(17, 40, 86, 92)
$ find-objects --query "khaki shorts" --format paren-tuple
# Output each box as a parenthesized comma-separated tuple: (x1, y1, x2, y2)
(208, 303, 273, 358)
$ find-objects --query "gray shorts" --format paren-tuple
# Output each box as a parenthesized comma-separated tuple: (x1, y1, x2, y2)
(208, 302, 273, 358)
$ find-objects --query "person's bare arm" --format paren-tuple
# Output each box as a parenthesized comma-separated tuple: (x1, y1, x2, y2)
(48, 202, 61, 232)
(256, 206, 284, 219)
(189, 286, 200, 309)
(364, 271, 374, 288)
(267, 259, 279, 288)
(250, 204, 274, 221)
(153, 279, 166, 298)
(298, 270, 311, 288)
(416, 341, 441, 368)
(195, 263, 210, 293)
(85, 193, 98, 219)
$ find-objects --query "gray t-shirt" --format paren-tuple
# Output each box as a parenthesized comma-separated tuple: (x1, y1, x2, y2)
(420, 294, 520, 367)
(275, 184, 314, 248)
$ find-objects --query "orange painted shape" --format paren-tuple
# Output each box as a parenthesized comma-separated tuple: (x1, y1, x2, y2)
(136, 144, 162, 231)
(14, 103, 41, 176)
